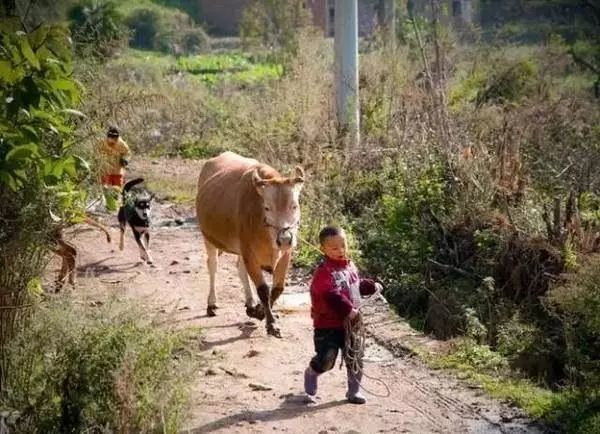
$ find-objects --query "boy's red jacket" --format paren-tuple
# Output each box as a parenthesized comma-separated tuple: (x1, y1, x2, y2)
(310, 257, 377, 329)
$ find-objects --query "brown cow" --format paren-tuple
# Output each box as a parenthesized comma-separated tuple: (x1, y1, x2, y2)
(196, 152, 304, 337)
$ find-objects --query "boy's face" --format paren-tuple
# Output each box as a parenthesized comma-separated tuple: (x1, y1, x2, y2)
(320, 234, 348, 261)
(107, 135, 118, 145)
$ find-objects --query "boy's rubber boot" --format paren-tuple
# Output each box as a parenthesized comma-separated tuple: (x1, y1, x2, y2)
(103, 186, 119, 212)
(304, 366, 318, 403)
(346, 370, 366, 404)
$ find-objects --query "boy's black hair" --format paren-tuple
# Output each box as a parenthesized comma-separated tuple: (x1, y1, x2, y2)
(107, 126, 120, 138)
(319, 226, 345, 245)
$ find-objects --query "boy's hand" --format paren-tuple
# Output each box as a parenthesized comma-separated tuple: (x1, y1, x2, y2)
(348, 308, 359, 321)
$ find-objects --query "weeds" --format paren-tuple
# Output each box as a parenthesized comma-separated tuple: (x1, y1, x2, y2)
(0, 296, 201, 433)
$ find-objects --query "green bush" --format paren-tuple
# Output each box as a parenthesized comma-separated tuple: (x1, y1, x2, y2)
(124, 5, 208, 54)
(1, 298, 199, 433)
(181, 28, 210, 54)
(126, 8, 161, 49)
(547, 257, 600, 391)
(68, 0, 128, 57)
(476, 59, 539, 106)
(240, 0, 313, 63)
(357, 162, 450, 312)
(151, 0, 202, 23)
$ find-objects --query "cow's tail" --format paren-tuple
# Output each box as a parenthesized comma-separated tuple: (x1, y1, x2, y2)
(122, 178, 144, 200)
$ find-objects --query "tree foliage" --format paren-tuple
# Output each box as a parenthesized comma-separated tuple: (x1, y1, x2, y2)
(68, 0, 128, 57)
(0, 18, 85, 195)
(240, 0, 312, 59)
(0, 17, 87, 388)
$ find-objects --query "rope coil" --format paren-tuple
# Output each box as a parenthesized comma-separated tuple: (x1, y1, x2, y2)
(341, 285, 391, 398)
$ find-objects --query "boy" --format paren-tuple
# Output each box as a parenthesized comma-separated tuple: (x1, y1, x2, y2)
(303, 226, 378, 404)
(99, 126, 130, 211)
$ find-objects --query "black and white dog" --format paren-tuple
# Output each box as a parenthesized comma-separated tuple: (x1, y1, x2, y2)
(118, 178, 154, 264)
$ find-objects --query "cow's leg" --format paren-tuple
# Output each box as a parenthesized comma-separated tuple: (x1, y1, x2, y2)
(238, 257, 264, 320)
(243, 254, 280, 338)
(271, 249, 292, 308)
(205, 240, 219, 317)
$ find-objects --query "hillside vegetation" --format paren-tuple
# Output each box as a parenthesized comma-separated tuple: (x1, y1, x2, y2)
(1, 0, 599, 432)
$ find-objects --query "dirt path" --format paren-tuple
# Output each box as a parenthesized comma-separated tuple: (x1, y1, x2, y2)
(44, 157, 544, 433)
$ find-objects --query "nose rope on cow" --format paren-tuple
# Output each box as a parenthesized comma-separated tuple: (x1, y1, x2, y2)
(263, 218, 300, 233)
(342, 285, 392, 398)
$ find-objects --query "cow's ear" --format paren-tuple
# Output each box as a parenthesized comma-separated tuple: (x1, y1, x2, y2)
(292, 166, 304, 184)
(252, 168, 267, 195)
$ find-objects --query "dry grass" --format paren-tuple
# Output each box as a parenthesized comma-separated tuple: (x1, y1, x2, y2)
(131, 157, 202, 204)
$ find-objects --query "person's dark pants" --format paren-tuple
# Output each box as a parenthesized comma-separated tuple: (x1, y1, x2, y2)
(309, 328, 363, 374)
(304, 327, 365, 401)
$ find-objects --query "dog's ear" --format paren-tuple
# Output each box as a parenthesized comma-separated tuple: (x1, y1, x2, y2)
(149, 192, 156, 201)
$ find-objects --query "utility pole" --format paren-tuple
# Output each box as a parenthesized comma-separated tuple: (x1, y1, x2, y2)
(334, 0, 359, 150)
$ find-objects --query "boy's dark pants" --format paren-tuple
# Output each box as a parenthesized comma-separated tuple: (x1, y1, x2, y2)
(309, 328, 363, 397)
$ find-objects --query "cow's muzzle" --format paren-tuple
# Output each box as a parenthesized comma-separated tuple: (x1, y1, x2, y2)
(265, 219, 299, 249)
(276, 228, 294, 249)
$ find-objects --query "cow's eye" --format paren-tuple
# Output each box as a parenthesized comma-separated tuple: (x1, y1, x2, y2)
(292, 204, 298, 210)
(264, 206, 270, 212)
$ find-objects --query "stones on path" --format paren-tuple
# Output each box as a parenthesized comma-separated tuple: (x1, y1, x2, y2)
(244, 349, 260, 358)
(249, 382, 273, 391)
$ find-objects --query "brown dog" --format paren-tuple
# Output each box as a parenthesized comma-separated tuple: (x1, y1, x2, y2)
(53, 216, 111, 291)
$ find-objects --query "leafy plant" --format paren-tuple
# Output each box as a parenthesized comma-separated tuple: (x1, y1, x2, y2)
(0, 17, 87, 389)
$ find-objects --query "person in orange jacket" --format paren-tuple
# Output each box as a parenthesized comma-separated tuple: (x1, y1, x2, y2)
(99, 126, 130, 211)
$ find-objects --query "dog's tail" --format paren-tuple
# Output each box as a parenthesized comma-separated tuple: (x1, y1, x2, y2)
(123, 178, 144, 193)
(122, 178, 144, 201)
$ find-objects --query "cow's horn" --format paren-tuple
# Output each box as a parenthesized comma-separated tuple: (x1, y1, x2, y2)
(252, 168, 267, 187)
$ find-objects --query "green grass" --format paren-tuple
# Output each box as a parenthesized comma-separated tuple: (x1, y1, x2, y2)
(111, 49, 283, 87)
(146, 178, 197, 204)
(115, 0, 182, 17)
(176, 53, 251, 73)
(175, 53, 283, 86)
(114, 48, 177, 72)
(421, 340, 600, 433)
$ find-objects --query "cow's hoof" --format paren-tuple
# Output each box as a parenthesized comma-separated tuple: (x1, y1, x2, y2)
(267, 324, 282, 338)
(207, 305, 218, 317)
(246, 304, 265, 321)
